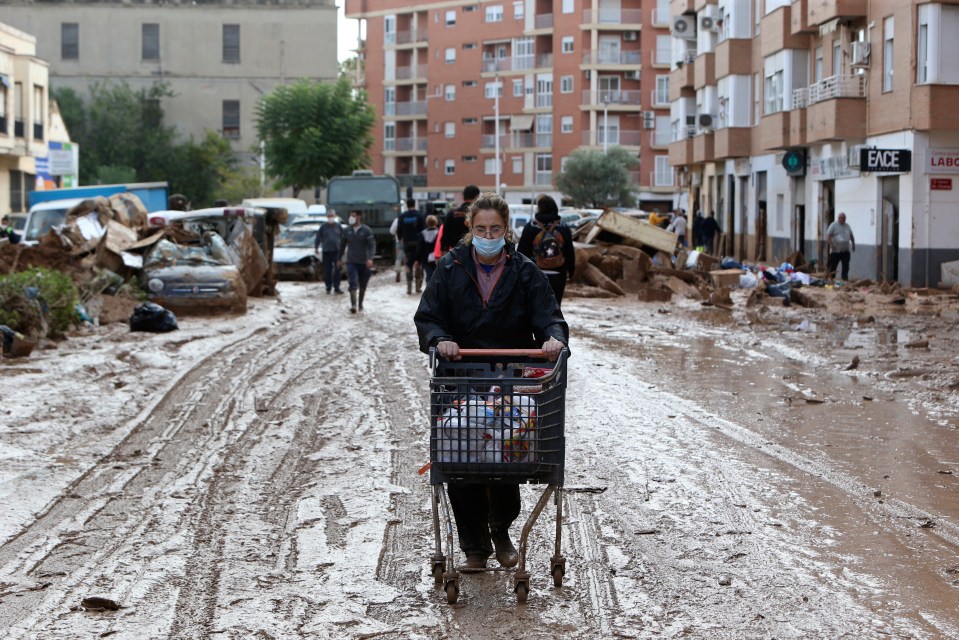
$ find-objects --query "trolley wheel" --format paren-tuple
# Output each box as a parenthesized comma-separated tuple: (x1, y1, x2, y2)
(431, 563, 444, 584)
(515, 581, 529, 604)
(552, 565, 564, 588)
(445, 581, 459, 604)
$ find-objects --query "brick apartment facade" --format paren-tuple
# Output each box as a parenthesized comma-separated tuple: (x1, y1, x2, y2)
(668, 0, 959, 287)
(345, 0, 679, 208)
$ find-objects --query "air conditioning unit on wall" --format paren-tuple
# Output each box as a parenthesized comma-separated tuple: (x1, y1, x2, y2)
(698, 113, 715, 129)
(672, 15, 696, 39)
(642, 111, 655, 128)
(623, 31, 638, 42)
(625, 70, 641, 80)
(699, 16, 717, 32)
(851, 42, 871, 67)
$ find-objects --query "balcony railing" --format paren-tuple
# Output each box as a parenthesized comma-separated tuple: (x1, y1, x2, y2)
(807, 74, 865, 105)
(395, 174, 427, 188)
(682, 49, 697, 64)
(582, 51, 643, 65)
(393, 137, 427, 151)
(792, 87, 809, 109)
(392, 101, 428, 116)
(395, 64, 428, 80)
(536, 133, 553, 147)
(535, 172, 553, 186)
(653, 128, 671, 147)
(583, 8, 643, 24)
(535, 13, 554, 29)
(481, 134, 510, 148)
(512, 132, 535, 147)
(581, 130, 642, 146)
(673, 124, 697, 142)
(535, 53, 553, 68)
(652, 170, 675, 187)
(581, 90, 642, 105)
(33, 123, 43, 140)
(394, 30, 429, 45)
(654, 47, 672, 65)
(483, 56, 537, 72)
(651, 89, 670, 106)
(536, 94, 553, 108)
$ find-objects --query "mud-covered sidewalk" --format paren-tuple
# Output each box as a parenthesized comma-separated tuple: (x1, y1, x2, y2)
(0, 277, 957, 639)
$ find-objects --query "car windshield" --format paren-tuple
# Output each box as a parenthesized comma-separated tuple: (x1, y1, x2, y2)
(10, 216, 27, 231)
(25, 209, 69, 241)
(277, 227, 317, 248)
(327, 178, 400, 205)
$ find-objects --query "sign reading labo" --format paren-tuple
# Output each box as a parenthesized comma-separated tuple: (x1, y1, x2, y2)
(859, 148, 911, 173)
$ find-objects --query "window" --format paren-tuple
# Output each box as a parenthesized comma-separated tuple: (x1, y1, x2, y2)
(222, 100, 240, 138)
(654, 156, 673, 186)
(32, 85, 43, 123)
(445, 48, 456, 63)
(814, 46, 823, 83)
(434, 122, 441, 133)
(560, 156, 569, 172)
(223, 24, 240, 63)
(463, 42, 477, 50)
(445, 160, 456, 175)
(13, 82, 22, 137)
(832, 39, 841, 77)
(486, 4, 504, 22)
(142, 23, 160, 61)
(463, 4, 477, 12)
(484, 158, 502, 174)
(462, 80, 478, 87)
(384, 16, 396, 44)
(560, 75, 573, 93)
(0, 84, 6, 124)
(445, 85, 456, 100)
(535, 154, 552, 186)
(883, 17, 894, 92)
(384, 87, 396, 116)
(513, 79, 523, 96)
(446, 10, 456, 25)
(463, 117, 478, 124)
(562, 0, 574, 14)
(514, 1, 524, 19)
(763, 54, 785, 114)
(918, 20, 928, 84)
(654, 115, 671, 146)
(485, 81, 503, 98)
(464, 155, 478, 162)
(61, 23, 79, 60)
(445, 122, 456, 138)
(562, 37, 574, 54)
(512, 156, 522, 174)
(384, 123, 395, 151)
(655, 75, 669, 105)
(561, 115, 573, 133)
(598, 114, 619, 145)
(753, 73, 759, 125)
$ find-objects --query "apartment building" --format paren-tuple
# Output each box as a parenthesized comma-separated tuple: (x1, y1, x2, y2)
(1, 21, 73, 215)
(345, 0, 678, 208)
(0, 0, 339, 163)
(668, 0, 959, 287)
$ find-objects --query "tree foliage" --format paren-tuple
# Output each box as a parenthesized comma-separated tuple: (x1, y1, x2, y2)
(256, 78, 376, 197)
(554, 147, 639, 209)
(51, 82, 235, 207)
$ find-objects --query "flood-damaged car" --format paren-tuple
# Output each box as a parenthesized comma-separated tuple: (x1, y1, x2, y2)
(273, 224, 322, 281)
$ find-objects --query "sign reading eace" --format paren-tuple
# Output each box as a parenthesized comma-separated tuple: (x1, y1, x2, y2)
(859, 148, 911, 173)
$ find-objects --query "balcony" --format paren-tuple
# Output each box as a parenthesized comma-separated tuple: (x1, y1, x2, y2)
(480, 134, 510, 149)
(535, 93, 553, 108)
(790, 0, 816, 34)
(536, 133, 553, 147)
(582, 51, 643, 66)
(393, 30, 429, 46)
(789, 108, 806, 146)
(694, 52, 715, 89)
(669, 137, 694, 166)
(394, 64, 428, 81)
(395, 174, 427, 188)
(807, 74, 864, 104)
(912, 85, 959, 131)
(535, 171, 553, 186)
(760, 5, 809, 58)
(807, 98, 865, 143)
(581, 129, 643, 147)
(758, 111, 791, 151)
(393, 137, 427, 152)
(582, 8, 643, 25)
(671, 64, 695, 99)
(536, 53, 553, 68)
(534, 13, 554, 29)
(512, 132, 535, 148)
(580, 90, 643, 107)
(390, 101, 428, 117)
(807, 0, 867, 27)
(713, 127, 751, 159)
(692, 131, 715, 164)
(652, 127, 672, 148)
(671, 0, 695, 15)
(714, 38, 752, 79)
(33, 123, 43, 141)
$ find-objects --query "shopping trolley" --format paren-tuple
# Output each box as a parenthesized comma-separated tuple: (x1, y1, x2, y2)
(427, 347, 568, 604)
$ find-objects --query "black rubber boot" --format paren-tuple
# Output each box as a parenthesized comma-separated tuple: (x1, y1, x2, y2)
(406, 272, 413, 295)
(358, 288, 366, 311)
(349, 290, 357, 314)
(491, 528, 518, 568)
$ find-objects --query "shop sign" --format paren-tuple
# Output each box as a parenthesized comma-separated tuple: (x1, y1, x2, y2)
(931, 178, 953, 191)
(810, 155, 859, 181)
(859, 148, 911, 173)
(926, 149, 959, 175)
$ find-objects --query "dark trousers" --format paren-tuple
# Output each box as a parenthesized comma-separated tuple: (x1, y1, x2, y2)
(424, 260, 437, 283)
(546, 272, 567, 307)
(322, 251, 341, 292)
(702, 234, 716, 255)
(346, 263, 371, 292)
(403, 241, 419, 270)
(828, 251, 851, 280)
(447, 484, 521, 558)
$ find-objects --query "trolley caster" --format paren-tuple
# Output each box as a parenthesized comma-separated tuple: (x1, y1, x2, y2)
(550, 556, 567, 588)
(443, 573, 460, 605)
(430, 554, 446, 584)
(514, 573, 530, 604)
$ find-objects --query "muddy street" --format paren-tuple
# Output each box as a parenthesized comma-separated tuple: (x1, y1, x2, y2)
(1, 277, 958, 639)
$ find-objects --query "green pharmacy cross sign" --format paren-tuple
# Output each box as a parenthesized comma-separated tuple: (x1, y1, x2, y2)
(782, 149, 806, 176)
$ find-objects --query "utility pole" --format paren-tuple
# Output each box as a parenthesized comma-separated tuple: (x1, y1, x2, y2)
(603, 97, 609, 154)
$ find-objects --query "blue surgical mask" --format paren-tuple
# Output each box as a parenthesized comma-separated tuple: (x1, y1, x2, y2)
(473, 236, 505, 257)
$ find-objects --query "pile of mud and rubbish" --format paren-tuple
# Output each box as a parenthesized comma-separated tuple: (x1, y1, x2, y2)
(1, 194, 279, 359)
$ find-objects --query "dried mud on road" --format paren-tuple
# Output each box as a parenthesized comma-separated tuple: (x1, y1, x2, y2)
(1, 278, 958, 639)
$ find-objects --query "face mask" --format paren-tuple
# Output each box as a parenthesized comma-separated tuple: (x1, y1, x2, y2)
(327, 218, 336, 224)
(348, 216, 357, 226)
(473, 236, 505, 257)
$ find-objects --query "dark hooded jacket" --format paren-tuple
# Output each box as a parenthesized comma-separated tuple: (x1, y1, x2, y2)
(414, 242, 569, 353)
(517, 212, 576, 277)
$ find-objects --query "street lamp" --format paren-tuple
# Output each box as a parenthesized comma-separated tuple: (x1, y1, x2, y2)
(494, 71, 501, 195)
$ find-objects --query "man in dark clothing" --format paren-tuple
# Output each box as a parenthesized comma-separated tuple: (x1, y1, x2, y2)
(314, 208, 344, 294)
(0, 216, 20, 245)
(692, 210, 704, 249)
(701, 211, 721, 255)
(517, 195, 576, 306)
(340, 210, 376, 313)
(440, 184, 480, 253)
(398, 199, 426, 294)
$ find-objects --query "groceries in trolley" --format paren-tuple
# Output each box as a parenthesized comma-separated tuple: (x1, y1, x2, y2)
(435, 388, 538, 464)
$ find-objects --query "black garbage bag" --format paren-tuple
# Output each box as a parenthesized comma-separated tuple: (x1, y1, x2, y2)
(0, 325, 16, 354)
(767, 281, 792, 300)
(129, 302, 179, 333)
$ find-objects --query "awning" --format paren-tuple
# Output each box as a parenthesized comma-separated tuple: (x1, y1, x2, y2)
(483, 38, 511, 45)
(510, 115, 535, 131)
(0, 74, 10, 88)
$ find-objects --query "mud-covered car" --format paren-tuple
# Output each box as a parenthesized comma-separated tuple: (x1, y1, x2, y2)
(143, 235, 248, 313)
(273, 224, 322, 281)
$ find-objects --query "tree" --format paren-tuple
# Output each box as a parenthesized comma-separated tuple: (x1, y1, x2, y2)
(554, 147, 639, 209)
(256, 78, 376, 197)
(51, 82, 235, 207)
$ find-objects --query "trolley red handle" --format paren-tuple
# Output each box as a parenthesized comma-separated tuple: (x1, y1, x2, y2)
(457, 349, 548, 357)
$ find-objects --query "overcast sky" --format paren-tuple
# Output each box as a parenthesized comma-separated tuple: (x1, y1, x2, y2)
(338, 5, 360, 63)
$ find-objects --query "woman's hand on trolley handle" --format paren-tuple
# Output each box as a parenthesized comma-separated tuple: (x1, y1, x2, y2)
(436, 340, 461, 361)
(542, 337, 565, 362)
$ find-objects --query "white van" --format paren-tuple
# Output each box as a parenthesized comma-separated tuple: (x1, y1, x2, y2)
(242, 197, 308, 225)
(22, 198, 86, 245)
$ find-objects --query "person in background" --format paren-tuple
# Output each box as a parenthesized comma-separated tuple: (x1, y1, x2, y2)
(340, 210, 376, 313)
(389, 216, 403, 283)
(1, 216, 21, 244)
(692, 209, 705, 250)
(314, 208, 344, 295)
(517, 194, 576, 306)
(667, 210, 688, 247)
(441, 184, 480, 253)
(825, 212, 856, 281)
(415, 214, 440, 284)
(398, 198, 426, 294)
(701, 211, 721, 255)
(414, 192, 568, 570)
(648, 210, 670, 229)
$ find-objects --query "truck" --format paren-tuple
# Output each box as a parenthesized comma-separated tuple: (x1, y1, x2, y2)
(326, 171, 401, 257)
(23, 182, 169, 244)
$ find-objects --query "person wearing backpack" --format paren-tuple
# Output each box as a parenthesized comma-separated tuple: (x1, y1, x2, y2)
(517, 195, 576, 306)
